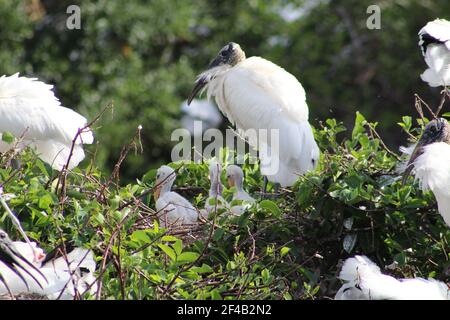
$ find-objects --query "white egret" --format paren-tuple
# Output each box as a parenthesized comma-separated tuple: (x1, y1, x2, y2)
(200, 160, 229, 219)
(226, 165, 255, 215)
(0, 73, 94, 170)
(154, 165, 198, 228)
(335, 255, 450, 300)
(180, 99, 223, 137)
(418, 19, 450, 87)
(188, 42, 320, 189)
(402, 118, 450, 227)
(0, 237, 97, 300)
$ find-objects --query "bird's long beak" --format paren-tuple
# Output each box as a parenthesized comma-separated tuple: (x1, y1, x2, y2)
(188, 76, 208, 105)
(402, 141, 425, 185)
(154, 186, 161, 201)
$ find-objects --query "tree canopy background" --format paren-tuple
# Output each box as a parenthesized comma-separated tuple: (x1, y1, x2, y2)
(1, 0, 449, 180)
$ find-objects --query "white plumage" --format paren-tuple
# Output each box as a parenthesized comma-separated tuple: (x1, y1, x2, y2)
(0, 73, 94, 170)
(418, 19, 450, 87)
(189, 43, 320, 187)
(0, 240, 97, 300)
(335, 255, 450, 300)
(226, 165, 255, 215)
(404, 142, 450, 226)
(401, 118, 450, 228)
(200, 160, 229, 219)
(154, 165, 198, 228)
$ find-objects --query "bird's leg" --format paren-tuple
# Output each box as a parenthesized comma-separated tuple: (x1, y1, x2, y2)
(263, 176, 268, 194)
(261, 177, 280, 199)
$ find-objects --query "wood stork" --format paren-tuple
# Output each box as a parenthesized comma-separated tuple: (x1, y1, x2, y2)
(418, 19, 450, 87)
(402, 118, 450, 227)
(154, 165, 198, 228)
(200, 160, 229, 219)
(188, 42, 320, 189)
(0, 237, 97, 300)
(226, 165, 255, 215)
(0, 229, 45, 291)
(0, 73, 94, 170)
(335, 255, 450, 300)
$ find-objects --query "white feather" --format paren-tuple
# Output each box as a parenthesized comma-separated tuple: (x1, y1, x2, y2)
(418, 19, 450, 87)
(201, 160, 229, 219)
(155, 165, 198, 227)
(202, 55, 319, 186)
(336, 255, 450, 300)
(0, 244, 97, 300)
(226, 165, 255, 215)
(411, 142, 450, 226)
(0, 73, 94, 170)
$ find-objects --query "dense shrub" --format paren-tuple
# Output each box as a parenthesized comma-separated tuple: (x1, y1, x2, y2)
(1, 112, 449, 299)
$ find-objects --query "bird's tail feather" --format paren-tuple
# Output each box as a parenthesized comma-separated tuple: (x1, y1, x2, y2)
(33, 140, 86, 170)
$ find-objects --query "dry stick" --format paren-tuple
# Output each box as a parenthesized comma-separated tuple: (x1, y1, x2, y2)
(366, 123, 401, 161)
(414, 94, 437, 120)
(100, 125, 143, 196)
(0, 191, 37, 259)
(57, 102, 113, 202)
(435, 87, 449, 117)
(161, 178, 221, 297)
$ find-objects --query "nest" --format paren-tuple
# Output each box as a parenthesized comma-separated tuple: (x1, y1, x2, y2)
(0, 292, 48, 300)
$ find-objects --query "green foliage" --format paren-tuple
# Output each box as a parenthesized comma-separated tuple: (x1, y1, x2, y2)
(1, 112, 449, 299)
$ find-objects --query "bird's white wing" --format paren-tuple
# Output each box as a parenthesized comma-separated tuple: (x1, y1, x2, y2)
(336, 255, 403, 300)
(336, 255, 450, 300)
(217, 57, 309, 125)
(0, 103, 93, 145)
(212, 58, 318, 184)
(0, 73, 93, 145)
(0, 261, 74, 299)
(156, 192, 198, 226)
(413, 142, 450, 226)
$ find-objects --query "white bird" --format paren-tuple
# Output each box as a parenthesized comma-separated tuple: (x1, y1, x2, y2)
(0, 234, 97, 299)
(0, 73, 94, 170)
(200, 160, 229, 219)
(188, 42, 320, 188)
(335, 255, 450, 300)
(226, 165, 255, 215)
(418, 19, 450, 87)
(180, 99, 223, 137)
(0, 229, 45, 291)
(154, 165, 198, 228)
(402, 118, 450, 227)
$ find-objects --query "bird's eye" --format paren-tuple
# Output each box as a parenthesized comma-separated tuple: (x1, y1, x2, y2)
(220, 50, 228, 57)
(0, 232, 5, 239)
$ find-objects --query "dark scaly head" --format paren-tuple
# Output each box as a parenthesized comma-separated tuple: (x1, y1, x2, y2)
(188, 42, 246, 105)
(402, 118, 450, 184)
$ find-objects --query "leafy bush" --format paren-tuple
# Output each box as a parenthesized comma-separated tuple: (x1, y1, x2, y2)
(1, 111, 449, 299)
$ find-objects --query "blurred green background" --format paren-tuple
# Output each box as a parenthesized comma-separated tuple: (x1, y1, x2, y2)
(1, 0, 449, 180)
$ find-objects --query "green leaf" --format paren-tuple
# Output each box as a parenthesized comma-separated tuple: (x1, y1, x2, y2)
(177, 252, 199, 263)
(280, 246, 290, 257)
(210, 289, 222, 300)
(259, 200, 281, 218)
(158, 244, 176, 261)
(1, 132, 14, 144)
(173, 239, 183, 256)
(131, 230, 150, 244)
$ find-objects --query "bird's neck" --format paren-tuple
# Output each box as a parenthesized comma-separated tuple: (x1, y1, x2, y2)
(159, 179, 173, 195)
(209, 175, 223, 197)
